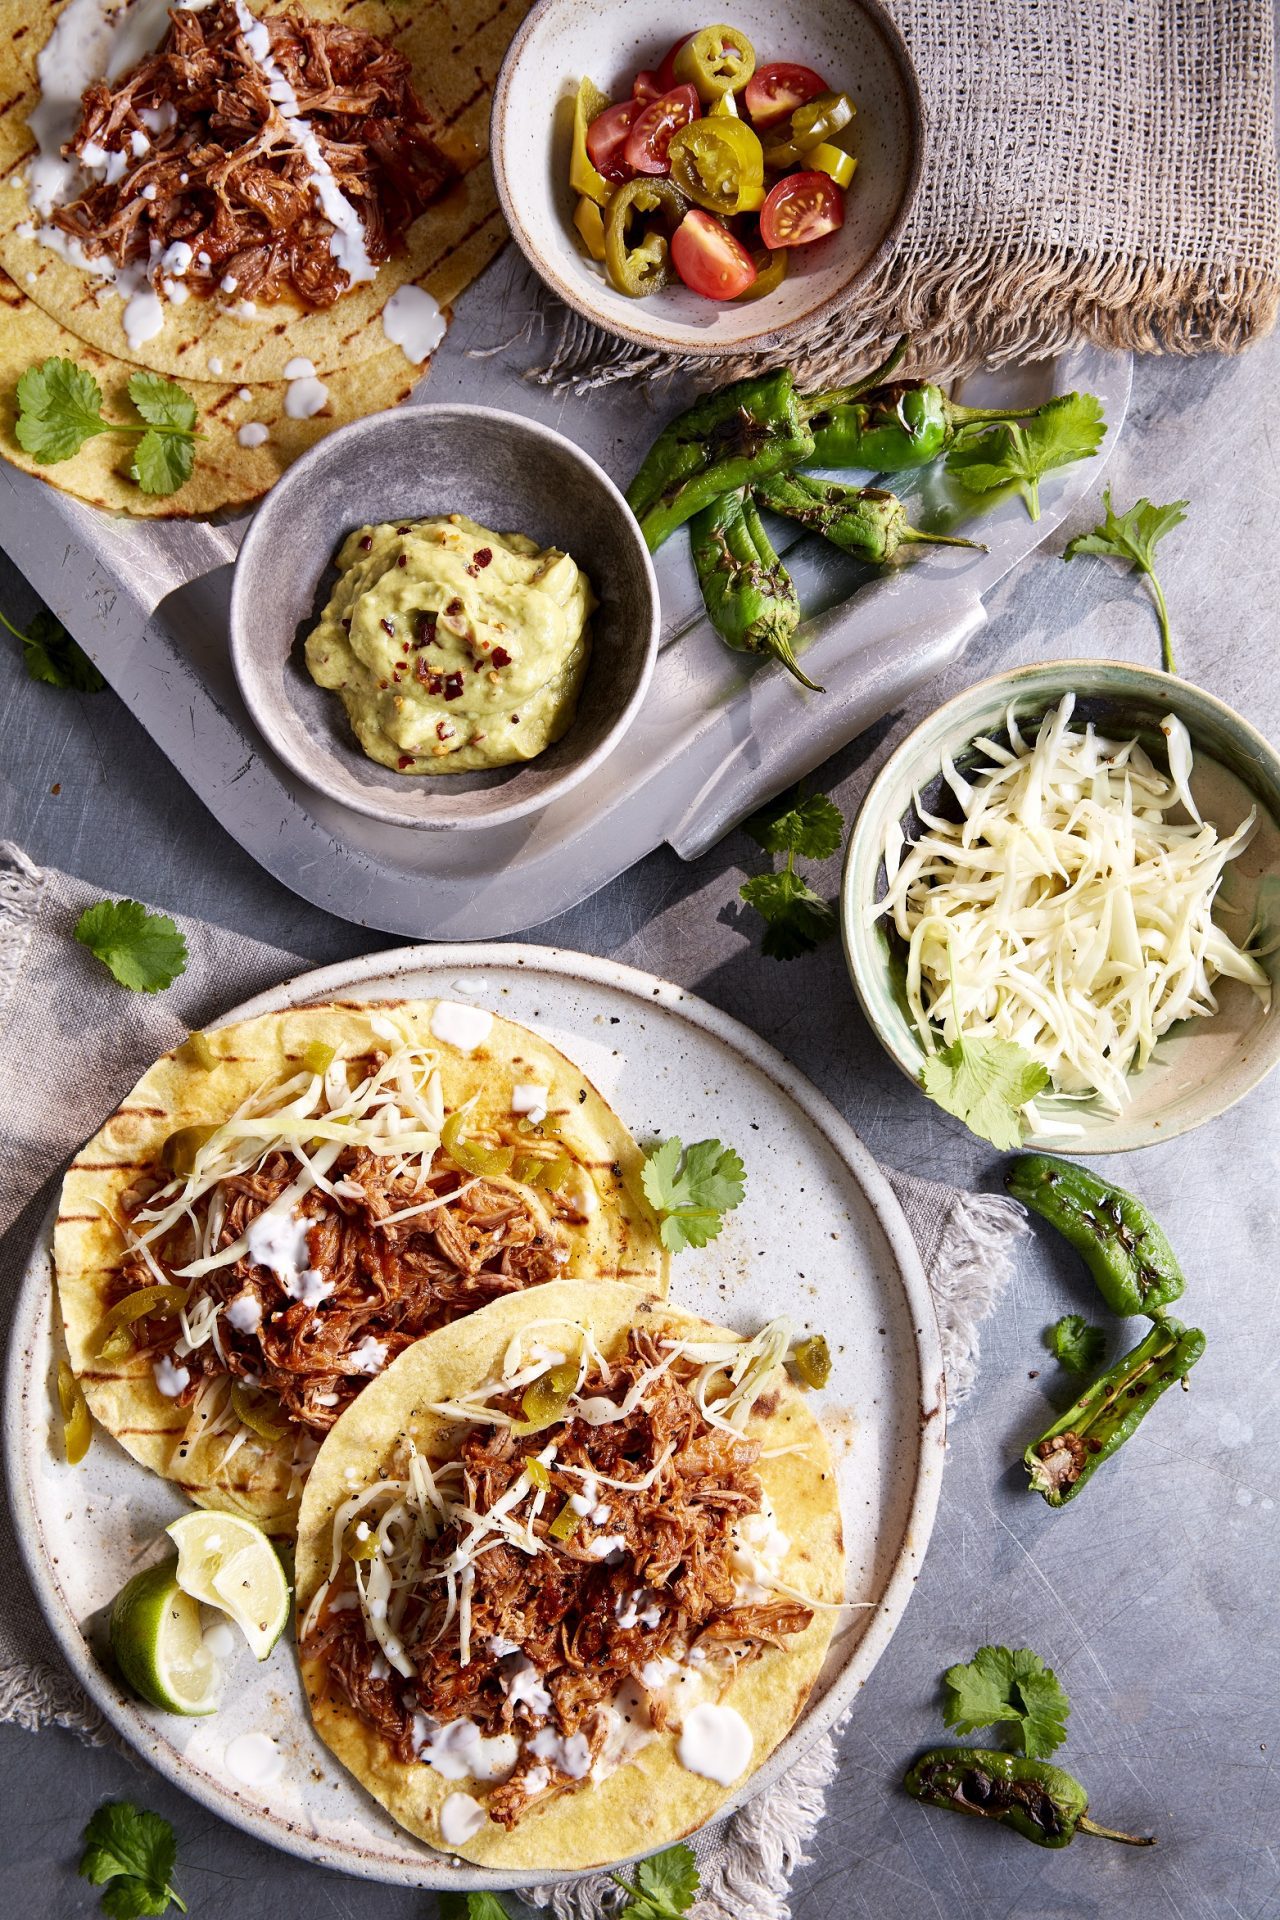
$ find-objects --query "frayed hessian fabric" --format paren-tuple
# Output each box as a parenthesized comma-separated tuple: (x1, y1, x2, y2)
(526, 0, 1279, 393)
(0, 844, 1026, 1916)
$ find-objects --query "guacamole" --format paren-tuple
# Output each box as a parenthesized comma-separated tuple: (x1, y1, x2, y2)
(305, 514, 596, 775)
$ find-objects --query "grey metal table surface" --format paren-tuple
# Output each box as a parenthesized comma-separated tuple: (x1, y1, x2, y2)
(1, 323, 1278, 1920)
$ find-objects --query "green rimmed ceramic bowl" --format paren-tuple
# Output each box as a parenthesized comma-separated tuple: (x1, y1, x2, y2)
(842, 659, 1280, 1153)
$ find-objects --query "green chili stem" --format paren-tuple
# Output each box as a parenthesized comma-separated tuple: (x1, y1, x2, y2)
(763, 617, 822, 691)
(896, 526, 987, 551)
(1078, 1816, 1156, 1847)
(801, 333, 909, 415)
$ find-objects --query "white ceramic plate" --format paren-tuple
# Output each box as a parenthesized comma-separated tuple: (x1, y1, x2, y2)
(6, 945, 945, 1891)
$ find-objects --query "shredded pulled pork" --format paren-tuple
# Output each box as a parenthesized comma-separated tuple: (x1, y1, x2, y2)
(304, 1334, 813, 1828)
(51, 0, 455, 308)
(115, 1147, 570, 1432)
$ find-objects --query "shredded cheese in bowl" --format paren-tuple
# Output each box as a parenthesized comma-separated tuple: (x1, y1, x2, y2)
(872, 694, 1271, 1119)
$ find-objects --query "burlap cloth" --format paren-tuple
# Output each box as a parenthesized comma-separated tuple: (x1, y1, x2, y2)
(531, 0, 1280, 393)
(0, 843, 1026, 1919)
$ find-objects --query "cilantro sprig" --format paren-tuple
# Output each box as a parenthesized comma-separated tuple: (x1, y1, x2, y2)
(74, 899, 188, 993)
(942, 1646, 1071, 1760)
(947, 392, 1106, 522)
(739, 789, 844, 960)
(437, 1845, 700, 1920)
(78, 1802, 186, 1919)
(1065, 487, 1188, 673)
(16, 357, 198, 496)
(0, 603, 104, 691)
(1044, 1313, 1106, 1375)
(612, 1842, 701, 1918)
(642, 1136, 746, 1253)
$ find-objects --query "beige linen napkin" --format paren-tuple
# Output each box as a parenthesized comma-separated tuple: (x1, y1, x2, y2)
(0, 843, 1025, 1918)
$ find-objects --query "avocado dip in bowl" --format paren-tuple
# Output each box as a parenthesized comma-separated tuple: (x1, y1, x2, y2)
(230, 404, 659, 831)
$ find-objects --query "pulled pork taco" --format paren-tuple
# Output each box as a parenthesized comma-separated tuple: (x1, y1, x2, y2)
(295, 1281, 845, 1870)
(55, 1002, 666, 1531)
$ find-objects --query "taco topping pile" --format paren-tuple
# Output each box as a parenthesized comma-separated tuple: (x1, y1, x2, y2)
(107, 1020, 585, 1455)
(300, 1317, 816, 1827)
(47, 0, 455, 310)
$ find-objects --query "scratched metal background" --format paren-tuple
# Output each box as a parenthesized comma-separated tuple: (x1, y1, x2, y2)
(1, 325, 1278, 1915)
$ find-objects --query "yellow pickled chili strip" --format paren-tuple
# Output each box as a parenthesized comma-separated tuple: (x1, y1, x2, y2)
(668, 119, 765, 216)
(513, 1361, 580, 1435)
(737, 247, 788, 301)
(183, 1030, 217, 1070)
(547, 1497, 581, 1542)
(161, 1122, 222, 1177)
(95, 1284, 189, 1360)
(57, 1360, 92, 1464)
(807, 142, 857, 189)
(303, 1040, 336, 1076)
(513, 1151, 572, 1191)
(574, 195, 607, 261)
(526, 1457, 552, 1492)
(792, 1333, 832, 1389)
(674, 24, 756, 101)
(231, 1381, 289, 1441)
(440, 1107, 515, 1178)
(570, 76, 612, 205)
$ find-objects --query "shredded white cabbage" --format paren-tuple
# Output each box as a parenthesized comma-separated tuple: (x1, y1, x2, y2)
(873, 695, 1271, 1114)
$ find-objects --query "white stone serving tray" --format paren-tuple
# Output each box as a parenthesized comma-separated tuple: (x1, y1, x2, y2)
(0, 247, 1131, 937)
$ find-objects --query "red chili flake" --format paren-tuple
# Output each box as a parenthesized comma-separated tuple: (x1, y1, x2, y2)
(491, 646, 512, 669)
(397, 553, 408, 568)
(436, 720, 455, 741)
(359, 535, 373, 551)
(381, 617, 395, 638)
(415, 610, 438, 647)
(415, 660, 444, 693)
(446, 597, 463, 617)
(466, 547, 493, 576)
(341, 618, 351, 632)
(510, 713, 520, 724)
(397, 754, 414, 769)
(396, 525, 411, 534)
(443, 672, 464, 701)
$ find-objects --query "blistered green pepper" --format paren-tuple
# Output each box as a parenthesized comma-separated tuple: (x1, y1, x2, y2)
(1025, 1318, 1205, 1506)
(905, 1748, 1155, 1849)
(1005, 1155, 1186, 1320)
(755, 473, 983, 563)
(689, 487, 816, 690)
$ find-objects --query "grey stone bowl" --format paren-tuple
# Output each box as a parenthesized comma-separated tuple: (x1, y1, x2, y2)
(229, 405, 659, 829)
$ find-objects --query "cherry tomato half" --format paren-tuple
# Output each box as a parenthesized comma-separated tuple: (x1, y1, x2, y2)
(744, 61, 828, 129)
(759, 169, 845, 248)
(632, 68, 664, 103)
(670, 208, 757, 299)
(586, 99, 642, 182)
(623, 84, 700, 176)
(657, 32, 696, 91)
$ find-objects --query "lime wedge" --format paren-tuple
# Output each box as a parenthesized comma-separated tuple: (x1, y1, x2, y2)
(110, 1558, 221, 1715)
(166, 1511, 291, 1660)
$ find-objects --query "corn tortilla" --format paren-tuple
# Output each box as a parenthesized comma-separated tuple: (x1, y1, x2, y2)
(294, 1280, 845, 1870)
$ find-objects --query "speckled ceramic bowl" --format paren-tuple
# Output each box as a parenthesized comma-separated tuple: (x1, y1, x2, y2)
(491, 0, 923, 355)
(230, 405, 658, 830)
(843, 661, 1280, 1153)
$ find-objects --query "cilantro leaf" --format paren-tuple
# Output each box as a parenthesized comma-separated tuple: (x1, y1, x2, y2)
(79, 1802, 186, 1918)
(1045, 1313, 1106, 1374)
(919, 1029, 1048, 1150)
(943, 1646, 1070, 1759)
(132, 428, 195, 496)
(127, 372, 199, 434)
(437, 1895, 513, 1920)
(947, 392, 1106, 522)
(14, 356, 109, 462)
(612, 1842, 700, 1919)
(74, 899, 188, 993)
(746, 790, 844, 861)
(1064, 486, 1188, 673)
(0, 604, 104, 690)
(641, 1137, 746, 1253)
(740, 866, 837, 960)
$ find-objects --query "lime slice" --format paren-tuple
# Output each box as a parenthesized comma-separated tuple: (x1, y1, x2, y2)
(110, 1558, 221, 1715)
(166, 1511, 291, 1660)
